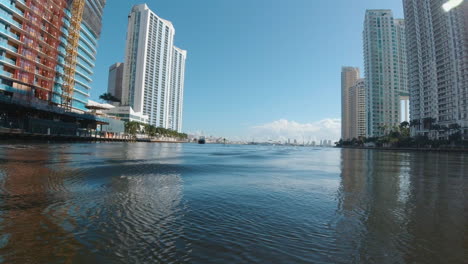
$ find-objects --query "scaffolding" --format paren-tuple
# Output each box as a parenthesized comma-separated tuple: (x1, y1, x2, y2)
(60, 0, 86, 111)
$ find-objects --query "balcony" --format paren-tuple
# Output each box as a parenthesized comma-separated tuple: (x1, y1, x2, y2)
(0, 42, 18, 53)
(0, 68, 13, 78)
(0, 55, 16, 66)
(0, 27, 17, 40)
(0, 0, 24, 18)
(0, 10, 22, 29)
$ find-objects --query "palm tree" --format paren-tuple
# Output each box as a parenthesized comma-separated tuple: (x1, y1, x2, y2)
(99, 93, 120, 103)
(124, 121, 140, 136)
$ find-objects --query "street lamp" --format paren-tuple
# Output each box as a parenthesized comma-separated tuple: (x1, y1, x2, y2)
(442, 0, 464, 12)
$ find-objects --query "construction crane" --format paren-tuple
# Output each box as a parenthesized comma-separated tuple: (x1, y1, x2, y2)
(61, 0, 86, 111)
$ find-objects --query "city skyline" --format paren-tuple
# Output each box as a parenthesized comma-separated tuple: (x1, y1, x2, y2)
(91, 0, 405, 141)
(4, 0, 465, 142)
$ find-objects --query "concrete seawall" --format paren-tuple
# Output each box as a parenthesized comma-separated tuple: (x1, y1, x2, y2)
(0, 129, 187, 143)
(339, 146, 468, 153)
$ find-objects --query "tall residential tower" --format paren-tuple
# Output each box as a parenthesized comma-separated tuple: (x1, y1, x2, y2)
(0, 0, 106, 112)
(121, 4, 187, 131)
(341, 67, 360, 140)
(349, 79, 367, 139)
(107, 62, 124, 104)
(363, 10, 408, 137)
(168, 47, 186, 132)
(403, 0, 468, 138)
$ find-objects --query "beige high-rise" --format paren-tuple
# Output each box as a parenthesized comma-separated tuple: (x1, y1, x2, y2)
(341, 67, 360, 140)
(349, 79, 367, 139)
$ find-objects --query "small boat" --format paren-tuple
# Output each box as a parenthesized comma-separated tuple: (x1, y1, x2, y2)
(198, 137, 206, 144)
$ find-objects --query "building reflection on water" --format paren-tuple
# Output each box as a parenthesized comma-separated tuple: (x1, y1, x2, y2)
(0, 143, 189, 263)
(0, 144, 466, 263)
(338, 149, 467, 263)
(0, 145, 81, 263)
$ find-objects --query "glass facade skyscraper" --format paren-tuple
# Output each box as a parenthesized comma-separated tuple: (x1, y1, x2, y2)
(0, 0, 105, 112)
(363, 10, 408, 137)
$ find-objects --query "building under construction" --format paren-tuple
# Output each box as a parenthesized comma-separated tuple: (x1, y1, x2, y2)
(0, 0, 120, 137)
(0, 0, 105, 111)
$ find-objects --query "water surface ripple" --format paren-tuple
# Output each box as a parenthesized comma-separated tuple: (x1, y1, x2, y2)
(0, 143, 466, 263)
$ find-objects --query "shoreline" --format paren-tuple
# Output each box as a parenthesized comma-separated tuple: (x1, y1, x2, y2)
(339, 146, 468, 153)
(0, 130, 187, 144)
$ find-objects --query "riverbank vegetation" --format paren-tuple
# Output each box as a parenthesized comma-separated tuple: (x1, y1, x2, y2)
(337, 121, 468, 148)
(124, 121, 188, 140)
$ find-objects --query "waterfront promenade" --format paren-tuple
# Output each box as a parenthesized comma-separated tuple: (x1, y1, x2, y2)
(0, 127, 187, 143)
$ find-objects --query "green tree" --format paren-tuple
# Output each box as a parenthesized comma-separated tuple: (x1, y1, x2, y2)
(400, 121, 409, 129)
(125, 121, 140, 136)
(99, 93, 120, 103)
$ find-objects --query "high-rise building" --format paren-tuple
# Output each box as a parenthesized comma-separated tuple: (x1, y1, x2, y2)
(341, 67, 360, 140)
(0, 0, 106, 112)
(121, 4, 187, 130)
(400, 95, 409, 123)
(363, 10, 408, 137)
(349, 79, 367, 139)
(403, 0, 468, 138)
(107, 62, 124, 104)
(168, 47, 186, 132)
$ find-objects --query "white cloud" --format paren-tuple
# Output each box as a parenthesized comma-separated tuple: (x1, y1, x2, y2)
(249, 118, 341, 142)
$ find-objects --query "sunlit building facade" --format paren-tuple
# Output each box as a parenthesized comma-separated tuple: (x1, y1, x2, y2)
(121, 4, 187, 130)
(363, 10, 408, 137)
(0, 0, 106, 112)
(168, 46, 186, 132)
(341, 67, 360, 140)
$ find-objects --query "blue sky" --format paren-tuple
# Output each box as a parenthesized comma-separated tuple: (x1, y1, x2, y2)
(92, 0, 404, 140)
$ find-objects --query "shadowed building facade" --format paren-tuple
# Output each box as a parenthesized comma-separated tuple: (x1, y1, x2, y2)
(403, 0, 468, 138)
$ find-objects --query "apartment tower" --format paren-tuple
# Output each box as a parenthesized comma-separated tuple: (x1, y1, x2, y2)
(107, 62, 124, 104)
(121, 4, 187, 131)
(403, 0, 468, 138)
(168, 47, 186, 132)
(341, 67, 360, 140)
(349, 79, 367, 139)
(0, 0, 106, 112)
(363, 10, 408, 137)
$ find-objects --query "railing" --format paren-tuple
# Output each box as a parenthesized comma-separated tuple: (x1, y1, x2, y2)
(0, 0, 25, 17)
(78, 42, 96, 60)
(0, 55, 16, 66)
(1, 42, 18, 53)
(0, 11, 22, 29)
(0, 69, 13, 78)
(0, 27, 17, 40)
(74, 69, 92, 83)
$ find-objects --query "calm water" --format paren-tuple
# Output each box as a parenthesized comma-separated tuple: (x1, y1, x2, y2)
(0, 143, 466, 264)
